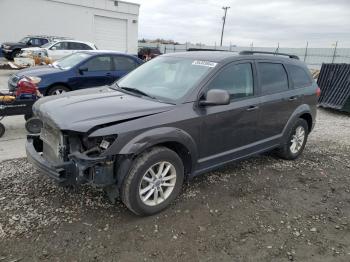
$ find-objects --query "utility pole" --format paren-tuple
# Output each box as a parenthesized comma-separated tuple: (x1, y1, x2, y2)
(220, 6, 230, 46)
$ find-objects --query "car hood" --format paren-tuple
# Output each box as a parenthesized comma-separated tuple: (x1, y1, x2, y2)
(21, 47, 44, 51)
(16, 65, 62, 78)
(2, 42, 25, 47)
(33, 87, 175, 133)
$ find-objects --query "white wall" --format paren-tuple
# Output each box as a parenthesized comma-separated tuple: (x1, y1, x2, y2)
(0, 0, 139, 54)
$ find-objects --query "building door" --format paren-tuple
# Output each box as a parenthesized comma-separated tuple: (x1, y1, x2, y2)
(94, 15, 128, 52)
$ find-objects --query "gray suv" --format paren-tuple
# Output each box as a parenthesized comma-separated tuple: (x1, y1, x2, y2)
(26, 51, 319, 216)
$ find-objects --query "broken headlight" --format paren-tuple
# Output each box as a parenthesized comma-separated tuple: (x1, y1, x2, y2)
(81, 135, 117, 156)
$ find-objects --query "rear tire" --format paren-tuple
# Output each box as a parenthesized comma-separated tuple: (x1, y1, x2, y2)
(47, 85, 70, 96)
(121, 147, 184, 216)
(276, 118, 308, 160)
(11, 49, 20, 60)
(0, 123, 5, 138)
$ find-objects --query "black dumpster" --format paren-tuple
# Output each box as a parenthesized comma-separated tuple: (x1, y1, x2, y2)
(317, 63, 350, 112)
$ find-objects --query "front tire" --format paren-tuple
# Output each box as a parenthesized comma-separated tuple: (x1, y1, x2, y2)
(277, 118, 308, 160)
(47, 85, 70, 96)
(121, 147, 184, 216)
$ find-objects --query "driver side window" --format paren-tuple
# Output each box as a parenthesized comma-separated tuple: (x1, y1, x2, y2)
(207, 63, 254, 99)
(82, 56, 112, 71)
(51, 42, 69, 50)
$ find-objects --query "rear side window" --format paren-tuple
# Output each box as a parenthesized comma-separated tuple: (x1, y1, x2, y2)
(207, 63, 254, 99)
(83, 56, 112, 71)
(258, 63, 289, 94)
(287, 64, 312, 88)
(69, 42, 93, 50)
(113, 56, 137, 71)
(40, 39, 49, 45)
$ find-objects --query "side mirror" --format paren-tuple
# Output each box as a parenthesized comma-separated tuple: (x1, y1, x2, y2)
(199, 89, 230, 106)
(79, 67, 88, 74)
(27, 41, 32, 46)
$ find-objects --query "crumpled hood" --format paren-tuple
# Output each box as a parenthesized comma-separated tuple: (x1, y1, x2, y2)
(33, 87, 175, 133)
(16, 65, 61, 78)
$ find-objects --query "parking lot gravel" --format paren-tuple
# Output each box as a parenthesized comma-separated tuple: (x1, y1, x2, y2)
(0, 108, 349, 262)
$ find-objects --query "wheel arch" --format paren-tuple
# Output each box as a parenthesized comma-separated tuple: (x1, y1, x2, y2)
(282, 104, 314, 140)
(45, 83, 71, 95)
(111, 127, 197, 190)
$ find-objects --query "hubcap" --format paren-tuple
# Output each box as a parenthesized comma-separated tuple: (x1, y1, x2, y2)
(290, 126, 305, 154)
(139, 161, 177, 206)
(53, 89, 66, 95)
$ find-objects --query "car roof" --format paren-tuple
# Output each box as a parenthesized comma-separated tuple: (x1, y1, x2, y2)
(163, 51, 305, 65)
(78, 50, 136, 56)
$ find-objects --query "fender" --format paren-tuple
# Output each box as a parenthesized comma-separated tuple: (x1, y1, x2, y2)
(117, 127, 198, 166)
(281, 103, 314, 142)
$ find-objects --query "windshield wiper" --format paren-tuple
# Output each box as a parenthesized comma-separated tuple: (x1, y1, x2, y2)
(120, 86, 157, 100)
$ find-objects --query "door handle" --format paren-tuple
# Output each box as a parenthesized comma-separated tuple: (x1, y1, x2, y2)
(289, 96, 298, 101)
(246, 105, 259, 111)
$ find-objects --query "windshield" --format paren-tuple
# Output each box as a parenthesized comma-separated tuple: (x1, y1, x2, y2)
(116, 57, 215, 102)
(19, 37, 30, 43)
(53, 52, 91, 70)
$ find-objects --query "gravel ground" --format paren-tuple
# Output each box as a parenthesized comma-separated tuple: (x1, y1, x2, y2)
(0, 108, 349, 262)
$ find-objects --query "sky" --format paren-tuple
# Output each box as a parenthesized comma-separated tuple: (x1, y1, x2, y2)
(130, 0, 350, 48)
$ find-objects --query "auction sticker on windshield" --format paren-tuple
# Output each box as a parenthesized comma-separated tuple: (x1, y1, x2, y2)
(192, 60, 217, 67)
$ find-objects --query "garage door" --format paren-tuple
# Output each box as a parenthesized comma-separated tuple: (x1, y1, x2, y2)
(94, 15, 127, 52)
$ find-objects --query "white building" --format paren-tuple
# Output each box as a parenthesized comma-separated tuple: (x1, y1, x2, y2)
(0, 0, 139, 54)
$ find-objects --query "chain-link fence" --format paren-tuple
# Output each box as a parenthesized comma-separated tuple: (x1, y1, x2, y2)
(138, 42, 350, 69)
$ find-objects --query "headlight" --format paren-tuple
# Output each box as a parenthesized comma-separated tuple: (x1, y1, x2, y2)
(26, 76, 41, 84)
(3, 45, 10, 49)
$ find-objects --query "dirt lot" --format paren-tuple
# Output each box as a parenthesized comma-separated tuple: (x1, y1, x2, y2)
(0, 108, 349, 262)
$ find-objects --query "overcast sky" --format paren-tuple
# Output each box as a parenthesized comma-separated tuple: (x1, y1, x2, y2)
(130, 0, 350, 48)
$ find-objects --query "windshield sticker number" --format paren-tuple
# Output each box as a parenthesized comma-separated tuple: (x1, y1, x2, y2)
(192, 60, 217, 68)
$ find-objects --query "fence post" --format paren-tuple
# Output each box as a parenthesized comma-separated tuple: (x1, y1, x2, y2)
(164, 46, 167, 54)
(173, 45, 175, 53)
(304, 41, 308, 62)
(275, 42, 280, 53)
(331, 41, 338, 63)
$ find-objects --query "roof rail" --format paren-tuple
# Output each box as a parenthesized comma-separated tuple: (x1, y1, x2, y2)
(239, 50, 299, 60)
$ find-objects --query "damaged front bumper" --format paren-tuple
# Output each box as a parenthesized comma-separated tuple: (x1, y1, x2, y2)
(26, 135, 115, 186)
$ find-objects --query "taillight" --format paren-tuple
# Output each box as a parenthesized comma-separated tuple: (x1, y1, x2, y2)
(16, 79, 38, 96)
(316, 87, 321, 97)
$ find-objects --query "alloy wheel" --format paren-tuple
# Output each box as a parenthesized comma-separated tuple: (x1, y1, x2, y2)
(139, 161, 177, 206)
(290, 126, 305, 154)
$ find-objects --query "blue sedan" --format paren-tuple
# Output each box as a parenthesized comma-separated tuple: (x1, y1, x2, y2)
(8, 51, 143, 95)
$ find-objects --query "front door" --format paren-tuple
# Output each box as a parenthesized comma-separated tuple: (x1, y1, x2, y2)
(197, 61, 260, 169)
(74, 55, 114, 89)
(48, 41, 71, 60)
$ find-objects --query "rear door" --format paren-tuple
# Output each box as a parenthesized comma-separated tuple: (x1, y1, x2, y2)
(255, 61, 298, 141)
(198, 61, 260, 168)
(112, 55, 139, 81)
(75, 55, 114, 89)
